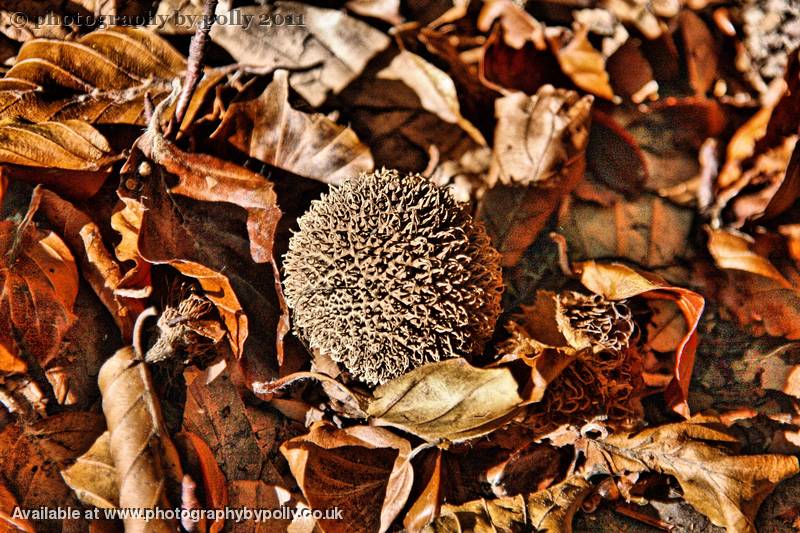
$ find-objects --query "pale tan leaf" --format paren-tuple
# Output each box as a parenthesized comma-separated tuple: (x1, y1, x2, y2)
(211, 1, 390, 107)
(61, 431, 119, 509)
(552, 27, 615, 101)
(706, 227, 792, 287)
(212, 69, 373, 185)
(367, 358, 523, 443)
(581, 420, 800, 533)
(488, 86, 592, 186)
(425, 476, 592, 533)
(378, 51, 487, 146)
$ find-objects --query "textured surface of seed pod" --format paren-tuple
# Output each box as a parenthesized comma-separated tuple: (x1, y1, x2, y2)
(282, 169, 504, 385)
(739, 0, 800, 91)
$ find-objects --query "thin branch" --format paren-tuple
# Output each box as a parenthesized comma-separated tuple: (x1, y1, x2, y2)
(169, 0, 219, 138)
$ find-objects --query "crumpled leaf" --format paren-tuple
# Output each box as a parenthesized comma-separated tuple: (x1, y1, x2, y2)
(367, 358, 523, 443)
(707, 227, 792, 287)
(61, 430, 118, 509)
(0, 190, 78, 375)
(35, 188, 144, 340)
(117, 100, 282, 360)
(580, 420, 800, 533)
(424, 476, 592, 533)
(477, 0, 546, 50)
(378, 51, 487, 146)
(488, 86, 593, 187)
(212, 69, 373, 185)
(576, 261, 704, 417)
(0, 119, 115, 199)
(0, 412, 104, 531)
(211, 1, 390, 107)
(281, 421, 414, 533)
(0, 26, 218, 128)
(551, 27, 615, 101)
(478, 86, 592, 267)
(98, 346, 183, 533)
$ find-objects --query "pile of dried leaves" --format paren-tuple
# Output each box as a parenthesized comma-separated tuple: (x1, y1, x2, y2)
(1, 0, 800, 531)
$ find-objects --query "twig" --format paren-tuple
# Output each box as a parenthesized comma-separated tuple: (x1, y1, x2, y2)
(169, 0, 219, 138)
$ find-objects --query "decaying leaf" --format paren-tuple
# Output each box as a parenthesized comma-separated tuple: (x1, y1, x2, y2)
(210, 1, 390, 107)
(576, 261, 704, 417)
(212, 69, 373, 185)
(367, 358, 523, 443)
(479, 85, 592, 267)
(98, 347, 183, 533)
(424, 476, 592, 533)
(0, 479, 35, 532)
(0, 412, 104, 531)
(61, 430, 118, 509)
(0, 190, 78, 376)
(378, 51, 487, 146)
(281, 421, 413, 533)
(0, 120, 115, 199)
(580, 420, 800, 533)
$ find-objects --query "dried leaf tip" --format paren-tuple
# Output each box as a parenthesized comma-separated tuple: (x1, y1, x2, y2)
(282, 169, 504, 385)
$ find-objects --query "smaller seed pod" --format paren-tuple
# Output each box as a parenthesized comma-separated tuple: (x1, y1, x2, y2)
(282, 169, 504, 385)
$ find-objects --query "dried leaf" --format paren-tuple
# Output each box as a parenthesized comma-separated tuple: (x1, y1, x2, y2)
(212, 70, 374, 185)
(580, 420, 800, 533)
(0, 27, 202, 126)
(425, 476, 592, 533)
(558, 193, 694, 268)
(707, 227, 792, 287)
(0, 412, 104, 531)
(183, 366, 284, 486)
(118, 109, 282, 359)
(488, 86, 592, 187)
(35, 188, 143, 340)
(478, 86, 592, 267)
(679, 11, 718, 96)
(367, 358, 523, 443)
(61, 431, 119, 509)
(211, 2, 390, 107)
(0, 479, 35, 533)
(98, 347, 183, 533)
(281, 421, 413, 533)
(552, 27, 615, 101)
(0, 190, 78, 375)
(714, 270, 800, 339)
(378, 51, 487, 146)
(0, 120, 115, 199)
(577, 261, 704, 417)
(477, 0, 546, 50)
(174, 431, 229, 533)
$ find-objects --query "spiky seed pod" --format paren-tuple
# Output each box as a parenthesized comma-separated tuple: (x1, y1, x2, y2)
(738, 0, 800, 91)
(145, 294, 226, 366)
(501, 291, 642, 434)
(282, 169, 504, 385)
(559, 292, 634, 353)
